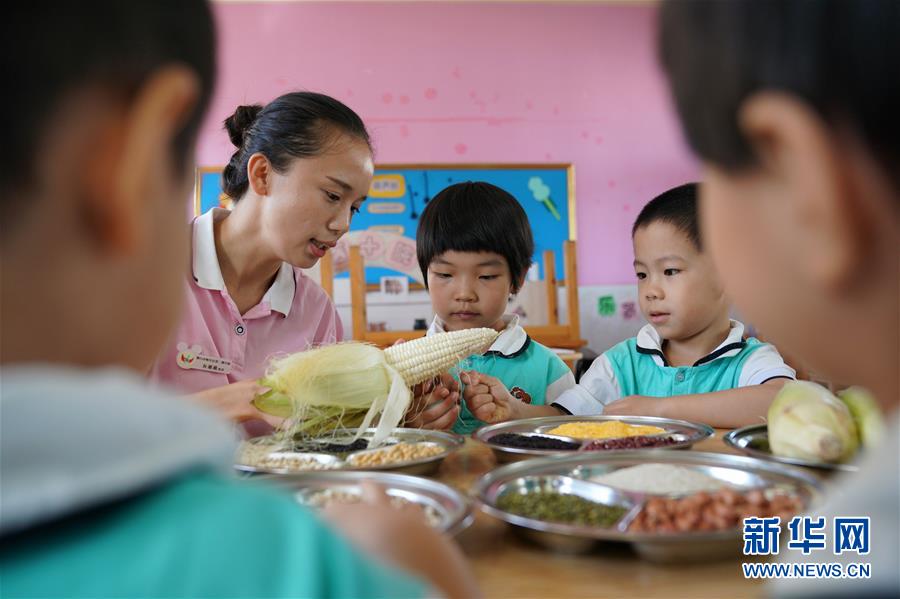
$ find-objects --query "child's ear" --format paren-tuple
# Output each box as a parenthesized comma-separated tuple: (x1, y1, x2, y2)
(83, 66, 200, 254)
(510, 275, 526, 295)
(738, 92, 875, 292)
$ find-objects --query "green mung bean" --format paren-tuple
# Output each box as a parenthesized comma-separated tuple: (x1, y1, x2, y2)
(496, 491, 627, 527)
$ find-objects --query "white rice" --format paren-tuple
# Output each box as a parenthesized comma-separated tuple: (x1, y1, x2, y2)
(592, 463, 727, 495)
(302, 489, 443, 527)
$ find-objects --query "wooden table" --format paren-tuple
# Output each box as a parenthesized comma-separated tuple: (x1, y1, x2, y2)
(434, 431, 769, 599)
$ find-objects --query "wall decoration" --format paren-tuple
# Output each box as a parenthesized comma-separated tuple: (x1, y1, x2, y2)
(195, 163, 575, 284)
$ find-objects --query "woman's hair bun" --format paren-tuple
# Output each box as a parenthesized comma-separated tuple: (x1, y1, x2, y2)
(224, 104, 263, 147)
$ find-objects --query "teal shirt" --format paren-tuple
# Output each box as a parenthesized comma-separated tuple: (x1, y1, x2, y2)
(0, 471, 426, 599)
(606, 336, 765, 397)
(452, 336, 573, 435)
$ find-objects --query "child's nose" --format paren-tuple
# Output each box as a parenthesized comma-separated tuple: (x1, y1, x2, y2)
(645, 282, 664, 300)
(455, 280, 477, 302)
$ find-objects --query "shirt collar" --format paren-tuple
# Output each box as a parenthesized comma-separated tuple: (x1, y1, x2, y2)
(192, 208, 226, 291)
(636, 319, 747, 367)
(192, 208, 296, 317)
(427, 314, 529, 357)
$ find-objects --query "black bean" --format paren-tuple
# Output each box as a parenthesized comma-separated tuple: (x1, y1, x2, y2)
(491, 433, 581, 451)
(301, 439, 370, 454)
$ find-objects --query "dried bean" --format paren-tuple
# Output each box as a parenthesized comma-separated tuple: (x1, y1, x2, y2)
(496, 491, 628, 528)
(581, 435, 680, 451)
(628, 488, 803, 534)
(348, 442, 444, 467)
(303, 439, 370, 454)
(490, 433, 581, 451)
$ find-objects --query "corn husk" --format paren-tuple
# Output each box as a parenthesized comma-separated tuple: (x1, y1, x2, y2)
(254, 328, 498, 446)
(768, 381, 859, 463)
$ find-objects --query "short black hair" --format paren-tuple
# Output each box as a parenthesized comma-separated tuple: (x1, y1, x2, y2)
(632, 183, 701, 250)
(659, 0, 900, 194)
(3, 1, 216, 226)
(222, 92, 372, 200)
(416, 182, 535, 293)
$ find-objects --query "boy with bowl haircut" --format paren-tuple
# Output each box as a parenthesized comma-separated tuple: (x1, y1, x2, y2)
(408, 181, 575, 434)
(463, 183, 795, 429)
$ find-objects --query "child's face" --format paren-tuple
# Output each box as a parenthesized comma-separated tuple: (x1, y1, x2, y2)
(633, 222, 729, 341)
(259, 134, 373, 268)
(427, 251, 514, 332)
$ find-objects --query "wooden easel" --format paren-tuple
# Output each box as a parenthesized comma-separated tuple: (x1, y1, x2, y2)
(337, 241, 584, 352)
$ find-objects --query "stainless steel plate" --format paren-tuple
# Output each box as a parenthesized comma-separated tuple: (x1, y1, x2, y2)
(474, 415, 715, 462)
(475, 451, 822, 562)
(724, 424, 859, 473)
(235, 428, 464, 475)
(259, 470, 473, 536)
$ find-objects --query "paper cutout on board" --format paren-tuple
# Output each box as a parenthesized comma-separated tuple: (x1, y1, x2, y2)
(369, 174, 406, 198)
(367, 202, 406, 215)
(329, 231, 424, 283)
(528, 176, 561, 221)
(368, 225, 405, 236)
(621, 301, 637, 320)
(598, 295, 616, 317)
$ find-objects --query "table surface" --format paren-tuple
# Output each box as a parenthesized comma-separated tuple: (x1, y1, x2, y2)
(435, 431, 776, 599)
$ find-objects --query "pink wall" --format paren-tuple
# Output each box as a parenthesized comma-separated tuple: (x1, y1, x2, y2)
(199, 1, 698, 285)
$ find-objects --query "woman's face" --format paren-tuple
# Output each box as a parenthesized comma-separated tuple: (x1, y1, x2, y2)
(260, 134, 374, 268)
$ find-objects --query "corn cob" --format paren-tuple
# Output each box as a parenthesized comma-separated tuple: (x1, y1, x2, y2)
(253, 327, 499, 446)
(384, 327, 499, 386)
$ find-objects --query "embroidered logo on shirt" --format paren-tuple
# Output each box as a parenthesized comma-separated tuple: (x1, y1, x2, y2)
(176, 343, 233, 374)
(510, 386, 532, 404)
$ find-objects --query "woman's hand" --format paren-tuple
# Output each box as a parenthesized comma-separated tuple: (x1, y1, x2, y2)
(186, 379, 284, 428)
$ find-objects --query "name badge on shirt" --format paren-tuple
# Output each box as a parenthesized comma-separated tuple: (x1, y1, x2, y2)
(176, 343, 233, 374)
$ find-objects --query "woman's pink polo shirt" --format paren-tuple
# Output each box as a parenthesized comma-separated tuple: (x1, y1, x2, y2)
(149, 209, 343, 393)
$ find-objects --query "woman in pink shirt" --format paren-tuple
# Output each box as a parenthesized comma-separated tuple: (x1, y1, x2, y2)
(149, 91, 373, 430)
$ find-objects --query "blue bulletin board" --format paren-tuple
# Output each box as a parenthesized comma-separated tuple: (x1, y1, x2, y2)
(194, 164, 576, 284)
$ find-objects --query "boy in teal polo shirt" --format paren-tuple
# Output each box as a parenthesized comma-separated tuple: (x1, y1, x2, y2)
(0, 4, 476, 598)
(406, 182, 575, 434)
(463, 183, 795, 429)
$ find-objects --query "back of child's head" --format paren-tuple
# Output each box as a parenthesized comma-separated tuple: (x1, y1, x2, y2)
(2, 1, 216, 230)
(660, 0, 900, 195)
(632, 183, 701, 250)
(222, 92, 373, 201)
(416, 182, 535, 292)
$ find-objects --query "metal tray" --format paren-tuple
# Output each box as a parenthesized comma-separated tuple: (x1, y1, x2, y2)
(235, 428, 464, 476)
(259, 470, 473, 536)
(474, 451, 822, 562)
(474, 415, 715, 462)
(724, 424, 859, 473)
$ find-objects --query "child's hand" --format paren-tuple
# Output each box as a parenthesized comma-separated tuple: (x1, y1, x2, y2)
(460, 371, 520, 423)
(603, 395, 666, 418)
(404, 373, 460, 430)
(320, 482, 479, 599)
